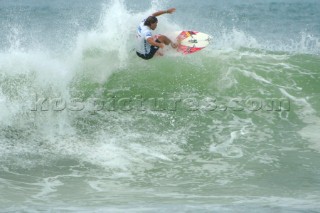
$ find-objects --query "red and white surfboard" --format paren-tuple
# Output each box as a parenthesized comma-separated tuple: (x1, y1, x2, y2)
(176, 31, 212, 55)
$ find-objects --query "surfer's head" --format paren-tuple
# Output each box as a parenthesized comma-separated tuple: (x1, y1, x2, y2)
(144, 16, 158, 30)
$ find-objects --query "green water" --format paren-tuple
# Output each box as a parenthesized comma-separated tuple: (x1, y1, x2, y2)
(0, 0, 320, 212)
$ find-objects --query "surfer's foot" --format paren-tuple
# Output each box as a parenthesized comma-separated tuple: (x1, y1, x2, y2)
(171, 42, 178, 49)
(156, 51, 164, 56)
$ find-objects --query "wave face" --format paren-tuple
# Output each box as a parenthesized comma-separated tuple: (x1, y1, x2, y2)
(0, 0, 320, 211)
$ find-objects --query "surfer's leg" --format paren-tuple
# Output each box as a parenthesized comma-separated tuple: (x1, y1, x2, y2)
(156, 35, 178, 48)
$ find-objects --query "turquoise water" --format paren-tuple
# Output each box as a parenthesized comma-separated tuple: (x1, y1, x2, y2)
(0, 0, 320, 212)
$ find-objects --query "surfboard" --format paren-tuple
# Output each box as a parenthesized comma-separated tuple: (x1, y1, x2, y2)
(176, 31, 212, 54)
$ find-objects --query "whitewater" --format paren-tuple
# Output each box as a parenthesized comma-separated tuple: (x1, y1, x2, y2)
(0, 0, 320, 212)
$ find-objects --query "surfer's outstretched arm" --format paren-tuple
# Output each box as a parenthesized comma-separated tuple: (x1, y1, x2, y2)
(152, 8, 176, 17)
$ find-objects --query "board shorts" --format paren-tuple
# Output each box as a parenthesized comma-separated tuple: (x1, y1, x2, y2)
(136, 37, 161, 60)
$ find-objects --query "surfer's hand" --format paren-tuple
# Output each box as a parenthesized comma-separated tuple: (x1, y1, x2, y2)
(166, 8, 176, 14)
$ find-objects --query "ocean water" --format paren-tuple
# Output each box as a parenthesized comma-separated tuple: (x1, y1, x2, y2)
(0, 0, 320, 212)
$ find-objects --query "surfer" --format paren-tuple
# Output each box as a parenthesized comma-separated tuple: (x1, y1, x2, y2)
(136, 8, 178, 60)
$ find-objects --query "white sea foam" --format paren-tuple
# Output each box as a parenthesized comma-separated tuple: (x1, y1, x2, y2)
(0, 0, 319, 210)
(280, 88, 320, 152)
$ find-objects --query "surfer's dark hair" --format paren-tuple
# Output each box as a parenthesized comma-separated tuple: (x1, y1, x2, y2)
(144, 16, 158, 26)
